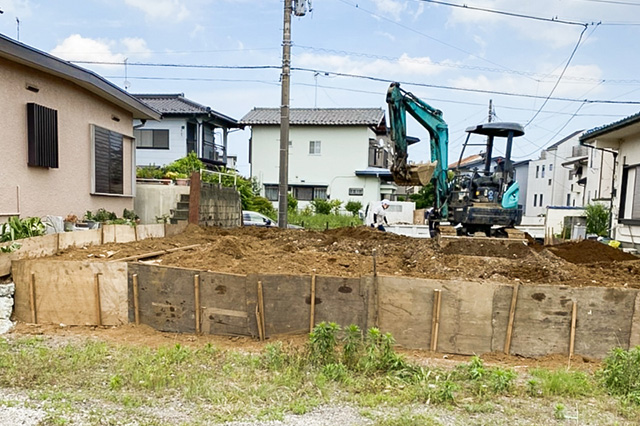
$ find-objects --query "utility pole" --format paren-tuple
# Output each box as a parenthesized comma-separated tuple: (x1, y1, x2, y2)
(278, 0, 311, 229)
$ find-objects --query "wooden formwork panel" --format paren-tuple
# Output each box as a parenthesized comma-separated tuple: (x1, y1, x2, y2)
(0, 234, 59, 276)
(136, 224, 165, 240)
(102, 225, 137, 244)
(630, 293, 640, 348)
(200, 272, 250, 336)
(313, 276, 367, 331)
(58, 229, 101, 249)
(494, 285, 638, 359)
(12, 260, 128, 325)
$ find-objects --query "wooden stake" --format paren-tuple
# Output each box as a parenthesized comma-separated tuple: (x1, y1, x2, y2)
(134, 225, 139, 242)
(504, 283, 519, 354)
(430, 289, 442, 352)
(100, 226, 104, 245)
(569, 301, 577, 358)
(194, 274, 201, 334)
(94, 273, 102, 326)
(29, 272, 37, 324)
(110, 244, 201, 262)
(309, 275, 316, 333)
(257, 280, 266, 341)
(255, 305, 264, 341)
(132, 273, 140, 325)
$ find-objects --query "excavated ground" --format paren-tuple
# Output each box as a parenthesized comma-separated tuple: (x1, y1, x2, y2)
(46, 225, 640, 288)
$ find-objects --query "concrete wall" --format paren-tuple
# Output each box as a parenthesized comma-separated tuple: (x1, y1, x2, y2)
(134, 183, 190, 224)
(198, 182, 242, 228)
(0, 58, 136, 221)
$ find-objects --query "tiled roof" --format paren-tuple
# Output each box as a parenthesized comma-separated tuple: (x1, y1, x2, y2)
(240, 108, 385, 126)
(449, 154, 483, 169)
(581, 111, 640, 140)
(133, 94, 239, 126)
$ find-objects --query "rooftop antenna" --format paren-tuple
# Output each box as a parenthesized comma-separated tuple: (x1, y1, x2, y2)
(124, 58, 131, 90)
(16, 17, 19, 41)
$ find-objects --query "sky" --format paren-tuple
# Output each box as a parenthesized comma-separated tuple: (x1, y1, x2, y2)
(2, 0, 640, 176)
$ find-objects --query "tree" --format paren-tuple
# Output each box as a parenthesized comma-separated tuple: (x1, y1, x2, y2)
(345, 201, 363, 217)
(585, 203, 610, 237)
(409, 183, 435, 209)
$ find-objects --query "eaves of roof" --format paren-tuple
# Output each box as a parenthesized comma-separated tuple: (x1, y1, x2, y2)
(580, 111, 640, 142)
(133, 94, 241, 127)
(0, 33, 160, 121)
(545, 129, 584, 150)
(240, 108, 385, 127)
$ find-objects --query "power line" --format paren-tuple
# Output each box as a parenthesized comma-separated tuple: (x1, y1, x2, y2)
(73, 60, 281, 70)
(524, 25, 590, 127)
(417, 0, 588, 26)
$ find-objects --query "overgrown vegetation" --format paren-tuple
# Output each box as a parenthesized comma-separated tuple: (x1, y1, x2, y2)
(586, 202, 610, 236)
(0, 331, 638, 424)
(0, 216, 45, 242)
(84, 208, 139, 226)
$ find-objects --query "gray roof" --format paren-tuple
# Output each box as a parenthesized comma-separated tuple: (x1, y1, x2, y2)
(133, 94, 240, 127)
(0, 33, 160, 121)
(240, 108, 385, 126)
(546, 129, 584, 150)
(580, 111, 640, 141)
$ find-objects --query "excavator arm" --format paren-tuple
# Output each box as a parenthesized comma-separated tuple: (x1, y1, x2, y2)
(386, 82, 449, 216)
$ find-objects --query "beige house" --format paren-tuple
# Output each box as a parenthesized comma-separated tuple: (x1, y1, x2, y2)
(0, 33, 160, 222)
(581, 112, 640, 250)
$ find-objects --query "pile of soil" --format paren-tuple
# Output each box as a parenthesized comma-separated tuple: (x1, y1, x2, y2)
(48, 225, 640, 288)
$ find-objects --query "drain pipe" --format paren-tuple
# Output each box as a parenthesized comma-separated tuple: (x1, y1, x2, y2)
(580, 140, 618, 239)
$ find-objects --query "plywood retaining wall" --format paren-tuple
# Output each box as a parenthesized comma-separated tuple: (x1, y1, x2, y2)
(0, 223, 186, 277)
(11, 260, 640, 359)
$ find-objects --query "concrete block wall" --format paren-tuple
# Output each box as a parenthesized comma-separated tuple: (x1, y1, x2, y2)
(198, 183, 242, 228)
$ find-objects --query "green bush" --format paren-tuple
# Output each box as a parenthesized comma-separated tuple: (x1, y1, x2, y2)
(345, 201, 362, 217)
(164, 152, 204, 175)
(250, 196, 276, 217)
(600, 346, 640, 404)
(311, 199, 332, 215)
(0, 216, 45, 242)
(136, 166, 165, 179)
(288, 193, 298, 213)
(586, 203, 610, 236)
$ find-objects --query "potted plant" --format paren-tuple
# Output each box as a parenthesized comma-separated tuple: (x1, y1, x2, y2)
(64, 214, 78, 232)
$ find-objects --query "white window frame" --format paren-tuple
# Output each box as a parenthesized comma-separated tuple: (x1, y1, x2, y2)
(309, 140, 321, 155)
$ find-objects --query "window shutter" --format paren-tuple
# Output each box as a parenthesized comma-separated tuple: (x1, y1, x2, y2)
(27, 103, 58, 168)
(94, 126, 111, 193)
(94, 126, 124, 194)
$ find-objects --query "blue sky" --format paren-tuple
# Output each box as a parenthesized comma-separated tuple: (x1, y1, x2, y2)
(2, 0, 640, 176)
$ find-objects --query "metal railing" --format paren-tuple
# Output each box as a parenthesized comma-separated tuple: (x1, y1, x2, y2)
(200, 169, 237, 187)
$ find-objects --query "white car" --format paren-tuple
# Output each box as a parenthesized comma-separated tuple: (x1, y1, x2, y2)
(242, 211, 302, 229)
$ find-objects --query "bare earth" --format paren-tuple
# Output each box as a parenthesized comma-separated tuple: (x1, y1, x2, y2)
(47, 224, 640, 288)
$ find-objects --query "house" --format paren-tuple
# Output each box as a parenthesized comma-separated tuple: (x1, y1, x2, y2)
(0, 33, 160, 222)
(240, 108, 393, 210)
(132, 94, 241, 169)
(525, 130, 590, 217)
(512, 160, 530, 216)
(580, 112, 640, 249)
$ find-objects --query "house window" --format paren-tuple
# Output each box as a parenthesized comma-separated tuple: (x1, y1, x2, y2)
(548, 179, 552, 186)
(93, 125, 124, 195)
(349, 188, 364, 196)
(291, 185, 327, 201)
(264, 185, 278, 201)
(535, 166, 539, 179)
(549, 163, 553, 172)
(134, 129, 169, 149)
(27, 103, 58, 168)
(567, 194, 571, 206)
(309, 140, 321, 155)
(540, 194, 544, 207)
(619, 165, 640, 221)
(533, 194, 537, 207)
(541, 165, 545, 178)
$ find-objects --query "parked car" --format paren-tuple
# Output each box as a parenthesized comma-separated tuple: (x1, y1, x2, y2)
(242, 211, 302, 229)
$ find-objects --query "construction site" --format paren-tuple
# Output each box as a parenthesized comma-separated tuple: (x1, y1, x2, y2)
(4, 222, 640, 361)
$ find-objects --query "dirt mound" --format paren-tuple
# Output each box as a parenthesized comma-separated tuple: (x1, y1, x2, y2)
(547, 239, 638, 264)
(47, 225, 640, 288)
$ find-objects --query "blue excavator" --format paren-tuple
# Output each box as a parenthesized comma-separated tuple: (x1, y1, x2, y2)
(386, 82, 524, 237)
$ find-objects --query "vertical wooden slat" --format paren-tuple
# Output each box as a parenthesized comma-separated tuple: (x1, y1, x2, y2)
(569, 301, 578, 358)
(257, 280, 266, 340)
(29, 272, 37, 324)
(94, 273, 102, 326)
(132, 274, 140, 325)
(504, 283, 519, 354)
(309, 275, 316, 333)
(194, 274, 201, 334)
(430, 289, 442, 352)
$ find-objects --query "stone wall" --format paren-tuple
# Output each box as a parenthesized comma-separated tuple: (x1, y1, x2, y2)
(0, 282, 15, 334)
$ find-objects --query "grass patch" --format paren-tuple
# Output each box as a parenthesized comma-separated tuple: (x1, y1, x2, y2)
(528, 368, 595, 398)
(289, 212, 362, 230)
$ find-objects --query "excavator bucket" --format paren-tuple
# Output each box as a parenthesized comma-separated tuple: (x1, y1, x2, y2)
(392, 162, 437, 186)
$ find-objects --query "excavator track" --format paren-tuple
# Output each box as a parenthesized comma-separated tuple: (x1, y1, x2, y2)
(437, 225, 527, 243)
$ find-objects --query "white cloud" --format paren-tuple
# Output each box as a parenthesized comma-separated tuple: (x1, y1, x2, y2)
(50, 34, 126, 63)
(121, 37, 152, 58)
(449, 63, 605, 99)
(370, 0, 407, 22)
(1, 0, 32, 17)
(376, 31, 396, 42)
(413, 3, 425, 21)
(124, 0, 190, 21)
(297, 52, 448, 78)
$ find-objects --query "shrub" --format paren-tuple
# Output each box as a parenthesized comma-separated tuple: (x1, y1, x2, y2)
(345, 201, 362, 217)
(164, 152, 203, 175)
(600, 346, 640, 404)
(250, 196, 276, 217)
(586, 203, 610, 236)
(309, 322, 340, 366)
(311, 199, 332, 215)
(287, 193, 298, 213)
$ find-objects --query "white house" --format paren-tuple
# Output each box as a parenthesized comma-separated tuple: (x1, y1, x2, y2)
(133, 94, 241, 169)
(526, 130, 587, 217)
(240, 108, 395, 210)
(581, 112, 640, 250)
